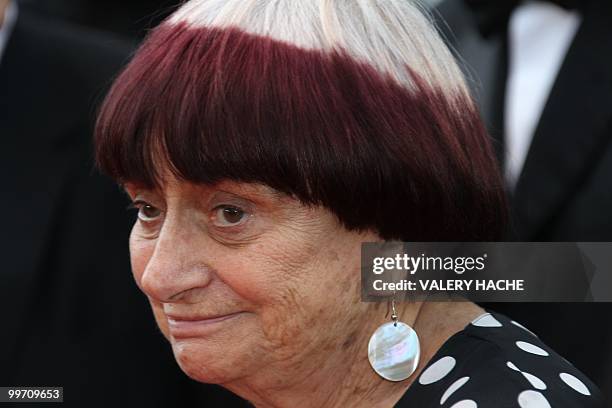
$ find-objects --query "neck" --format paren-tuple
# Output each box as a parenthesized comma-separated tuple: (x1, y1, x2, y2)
(224, 301, 484, 408)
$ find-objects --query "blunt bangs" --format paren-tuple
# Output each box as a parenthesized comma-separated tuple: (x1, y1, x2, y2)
(95, 23, 507, 241)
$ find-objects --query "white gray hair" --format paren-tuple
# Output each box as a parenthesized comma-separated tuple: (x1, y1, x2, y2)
(168, 0, 469, 97)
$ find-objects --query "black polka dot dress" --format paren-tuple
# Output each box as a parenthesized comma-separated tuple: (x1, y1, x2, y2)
(396, 311, 605, 407)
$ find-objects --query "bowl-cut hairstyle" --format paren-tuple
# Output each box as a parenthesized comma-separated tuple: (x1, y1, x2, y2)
(95, 0, 507, 241)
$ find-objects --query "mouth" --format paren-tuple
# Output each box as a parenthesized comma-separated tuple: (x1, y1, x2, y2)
(165, 312, 244, 339)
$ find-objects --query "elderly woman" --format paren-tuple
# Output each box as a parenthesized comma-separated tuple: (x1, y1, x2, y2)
(94, 0, 603, 407)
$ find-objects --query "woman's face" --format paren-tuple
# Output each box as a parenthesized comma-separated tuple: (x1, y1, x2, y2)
(125, 176, 379, 387)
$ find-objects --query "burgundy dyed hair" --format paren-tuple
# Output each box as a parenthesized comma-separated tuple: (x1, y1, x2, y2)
(95, 23, 507, 241)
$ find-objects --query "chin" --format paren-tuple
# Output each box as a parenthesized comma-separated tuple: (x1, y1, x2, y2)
(170, 338, 244, 384)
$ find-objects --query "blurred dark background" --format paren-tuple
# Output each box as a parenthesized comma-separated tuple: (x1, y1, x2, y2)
(20, 0, 180, 38)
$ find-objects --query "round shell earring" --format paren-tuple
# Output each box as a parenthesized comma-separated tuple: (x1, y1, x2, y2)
(367, 298, 420, 381)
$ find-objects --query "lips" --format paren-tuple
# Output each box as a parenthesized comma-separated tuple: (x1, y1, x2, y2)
(165, 312, 243, 338)
(166, 313, 235, 321)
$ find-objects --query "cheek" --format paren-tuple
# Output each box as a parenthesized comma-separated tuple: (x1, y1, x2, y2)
(213, 239, 318, 307)
(215, 233, 364, 354)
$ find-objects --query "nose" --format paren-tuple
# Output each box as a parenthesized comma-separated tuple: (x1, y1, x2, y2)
(138, 218, 213, 303)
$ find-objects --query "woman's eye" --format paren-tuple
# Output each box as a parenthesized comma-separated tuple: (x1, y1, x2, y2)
(213, 206, 248, 227)
(135, 203, 162, 222)
(140, 204, 162, 221)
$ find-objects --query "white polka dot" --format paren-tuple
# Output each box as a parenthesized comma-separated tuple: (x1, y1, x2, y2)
(507, 361, 520, 371)
(522, 371, 547, 390)
(440, 376, 470, 405)
(507, 361, 547, 390)
(418, 356, 456, 385)
(517, 390, 551, 408)
(449, 400, 477, 408)
(516, 341, 549, 356)
(471, 313, 502, 327)
(560, 372, 591, 396)
(512, 320, 537, 337)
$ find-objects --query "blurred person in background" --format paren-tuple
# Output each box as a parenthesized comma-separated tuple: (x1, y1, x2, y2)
(0, 0, 247, 406)
(436, 0, 612, 398)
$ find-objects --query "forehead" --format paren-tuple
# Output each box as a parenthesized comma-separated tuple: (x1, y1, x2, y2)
(124, 177, 289, 204)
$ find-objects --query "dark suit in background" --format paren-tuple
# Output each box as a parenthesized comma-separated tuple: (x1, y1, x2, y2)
(436, 0, 612, 398)
(0, 5, 247, 407)
(20, 0, 178, 38)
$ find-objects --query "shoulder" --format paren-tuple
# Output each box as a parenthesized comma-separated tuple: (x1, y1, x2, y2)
(10, 6, 135, 98)
(400, 312, 605, 408)
(1, 6, 136, 146)
(18, 6, 134, 67)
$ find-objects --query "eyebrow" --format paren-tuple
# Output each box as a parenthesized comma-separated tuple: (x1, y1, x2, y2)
(121, 181, 159, 197)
